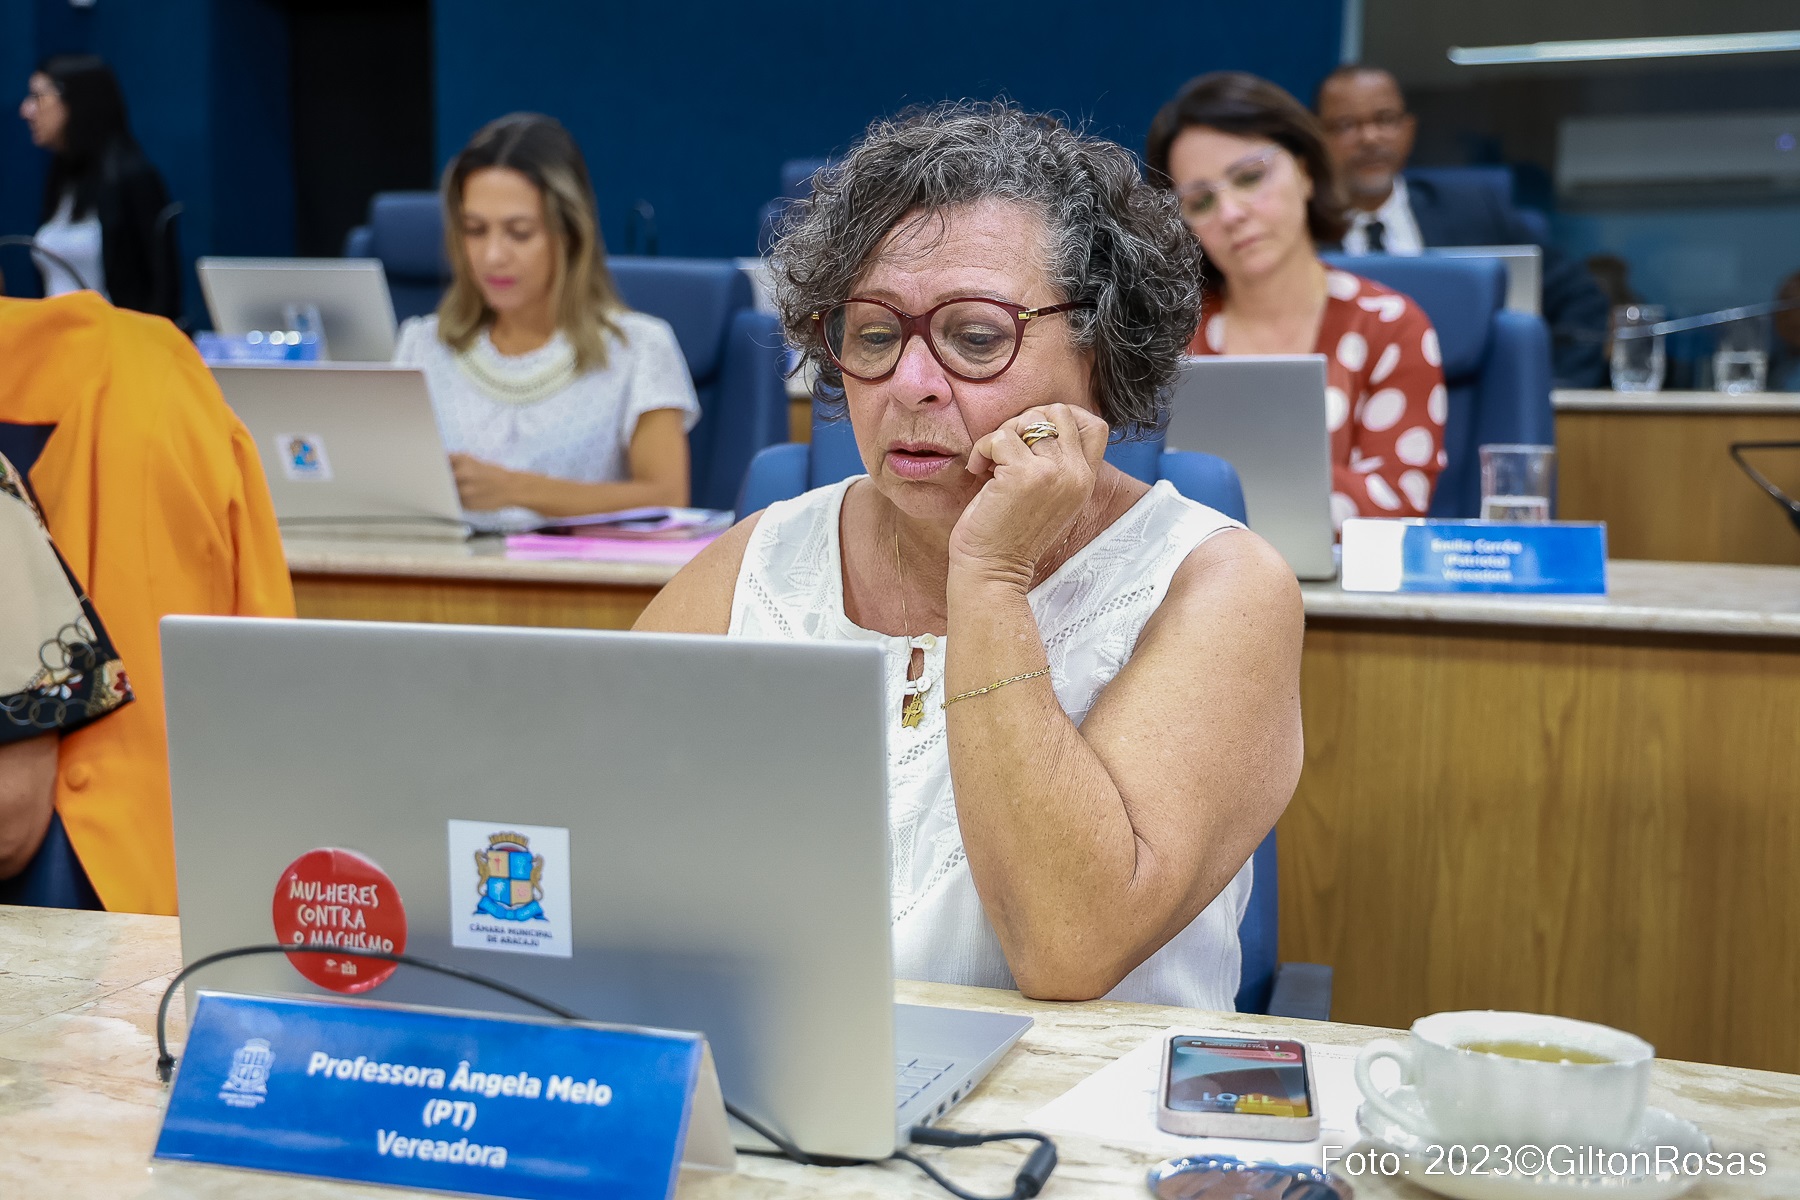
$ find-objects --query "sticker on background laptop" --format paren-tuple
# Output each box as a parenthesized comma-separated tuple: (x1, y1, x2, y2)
(275, 433, 332, 482)
(270, 847, 408, 993)
(447, 820, 573, 958)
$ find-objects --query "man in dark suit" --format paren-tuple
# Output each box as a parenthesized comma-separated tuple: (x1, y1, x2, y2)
(1315, 65, 1609, 388)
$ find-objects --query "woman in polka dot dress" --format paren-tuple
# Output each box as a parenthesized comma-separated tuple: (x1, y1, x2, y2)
(1148, 71, 1446, 530)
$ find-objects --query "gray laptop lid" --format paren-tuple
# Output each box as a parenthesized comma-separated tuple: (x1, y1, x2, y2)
(211, 364, 467, 540)
(163, 617, 903, 1159)
(1165, 356, 1336, 580)
(198, 257, 399, 362)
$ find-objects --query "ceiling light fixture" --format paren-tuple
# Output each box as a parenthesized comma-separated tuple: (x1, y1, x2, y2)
(1449, 30, 1800, 66)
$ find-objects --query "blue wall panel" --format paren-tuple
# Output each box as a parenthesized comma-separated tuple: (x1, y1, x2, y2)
(433, 0, 1344, 258)
(0, 0, 290, 323)
(0, 2, 42, 274)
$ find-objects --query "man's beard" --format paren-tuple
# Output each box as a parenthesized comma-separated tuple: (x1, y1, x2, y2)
(1344, 164, 1397, 201)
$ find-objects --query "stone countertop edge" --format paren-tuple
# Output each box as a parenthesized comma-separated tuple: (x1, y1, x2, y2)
(1300, 560, 1800, 639)
(284, 542, 683, 587)
(1554, 389, 1800, 415)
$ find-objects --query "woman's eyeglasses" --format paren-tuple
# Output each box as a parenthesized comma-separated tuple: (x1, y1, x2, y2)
(811, 296, 1093, 383)
(1175, 148, 1283, 225)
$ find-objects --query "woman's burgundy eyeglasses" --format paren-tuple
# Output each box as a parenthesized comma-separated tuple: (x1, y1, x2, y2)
(811, 296, 1094, 383)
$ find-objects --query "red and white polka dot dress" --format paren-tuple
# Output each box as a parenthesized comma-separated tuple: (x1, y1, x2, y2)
(1191, 269, 1447, 530)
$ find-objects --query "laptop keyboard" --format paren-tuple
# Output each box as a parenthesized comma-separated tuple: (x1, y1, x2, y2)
(894, 1054, 956, 1108)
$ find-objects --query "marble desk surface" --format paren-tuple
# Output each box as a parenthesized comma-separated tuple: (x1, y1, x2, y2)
(1301, 559, 1800, 639)
(284, 534, 688, 587)
(285, 534, 1800, 641)
(3, 906, 1797, 1198)
(1555, 389, 1800, 415)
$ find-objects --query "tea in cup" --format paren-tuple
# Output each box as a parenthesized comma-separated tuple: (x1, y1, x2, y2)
(1354, 1011, 1653, 1148)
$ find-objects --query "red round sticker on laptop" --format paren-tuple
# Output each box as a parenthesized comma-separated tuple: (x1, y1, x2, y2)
(271, 848, 408, 994)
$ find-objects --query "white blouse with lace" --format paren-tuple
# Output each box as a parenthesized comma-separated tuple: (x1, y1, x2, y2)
(394, 312, 699, 528)
(728, 475, 1253, 1010)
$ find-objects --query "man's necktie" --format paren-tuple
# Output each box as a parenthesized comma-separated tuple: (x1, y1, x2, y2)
(1366, 219, 1387, 253)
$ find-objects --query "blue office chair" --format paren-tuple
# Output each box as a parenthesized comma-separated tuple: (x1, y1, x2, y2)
(607, 258, 788, 511)
(343, 191, 444, 322)
(739, 408, 1331, 1019)
(1323, 253, 1553, 519)
(757, 156, 832, 251)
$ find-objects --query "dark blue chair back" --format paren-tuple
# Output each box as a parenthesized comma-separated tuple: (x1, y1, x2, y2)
(758, 157, 833, 251)
(736, 410, 1281, 1011)
(1322, 253, 1553, 518)
(609, 258, 787, 511)
(343, 191, 444, 322)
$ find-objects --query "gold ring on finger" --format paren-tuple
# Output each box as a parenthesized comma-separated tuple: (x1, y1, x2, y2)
(1020, 422, 1060, 448)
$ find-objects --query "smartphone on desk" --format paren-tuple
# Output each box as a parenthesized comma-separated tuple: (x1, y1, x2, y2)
(1157, 1034, 1318, 1140)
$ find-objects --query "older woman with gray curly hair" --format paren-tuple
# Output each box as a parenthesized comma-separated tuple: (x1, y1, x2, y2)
(639, 102, 1301, 1009)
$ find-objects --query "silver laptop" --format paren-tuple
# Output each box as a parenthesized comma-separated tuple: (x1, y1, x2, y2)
(211, 364, 470, 541)
(199, 257, 399, 362)
(1428, 245, 1543, 315)
(1166, 355, 1336, 580)
(162, 617, 1030, 1160)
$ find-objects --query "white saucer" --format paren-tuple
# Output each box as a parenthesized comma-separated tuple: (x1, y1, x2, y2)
(1354, 1085, 1711, 1200)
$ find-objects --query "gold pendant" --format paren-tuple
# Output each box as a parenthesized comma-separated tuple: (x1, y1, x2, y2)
(901, 689, 926, 729)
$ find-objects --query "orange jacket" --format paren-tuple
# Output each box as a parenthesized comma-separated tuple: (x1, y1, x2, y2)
(0, 293, 294, 914)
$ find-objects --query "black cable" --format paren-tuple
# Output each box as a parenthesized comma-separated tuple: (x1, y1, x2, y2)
(1730, 441, 1800, 535)
(153, 944, 1057, 1199)
(153, 944, 581, 1083)
(0, 234, 91, 292)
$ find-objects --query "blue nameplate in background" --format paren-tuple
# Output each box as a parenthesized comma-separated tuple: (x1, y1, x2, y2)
(1341, 519, 1608, 594)
(156, 991, 733, 1200)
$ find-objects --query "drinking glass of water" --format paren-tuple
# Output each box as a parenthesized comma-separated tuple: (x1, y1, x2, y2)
(1610, 305, 1665, 393)
(1480, 444, 1555, 522)
(1713, 315, 1770, 395)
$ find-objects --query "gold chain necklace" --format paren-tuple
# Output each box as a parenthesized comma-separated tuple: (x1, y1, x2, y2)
(893, 517, 930, 729)
(887, 472, 1120, 730)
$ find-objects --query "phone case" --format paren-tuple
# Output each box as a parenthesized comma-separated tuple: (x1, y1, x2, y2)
(1155, 1035, 1322, 1141)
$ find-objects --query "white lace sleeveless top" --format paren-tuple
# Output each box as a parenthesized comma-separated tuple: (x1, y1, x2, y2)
(729, 476, 1254, 1010)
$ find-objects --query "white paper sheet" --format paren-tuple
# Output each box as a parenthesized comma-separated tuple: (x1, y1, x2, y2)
(1026, 1027, 1366, 1168)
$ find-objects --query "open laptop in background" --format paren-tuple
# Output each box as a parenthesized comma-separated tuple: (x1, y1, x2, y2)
(161, 617, 1031, 1160)
(1165, 355, 1337, 580)
(198, 257, 399, 362)
(211, 364, 472, 541)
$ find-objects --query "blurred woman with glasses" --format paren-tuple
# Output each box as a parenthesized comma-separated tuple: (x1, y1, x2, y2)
(395, 113, 697, 528)
(639, 102, 1302, 1008)
(1148, 72, 1446, 526)
(19, 56, 180, 320)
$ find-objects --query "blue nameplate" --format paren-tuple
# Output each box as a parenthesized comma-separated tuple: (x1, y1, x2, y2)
(155, 991, 733, 1199)
(1341, 519, 1608, 594)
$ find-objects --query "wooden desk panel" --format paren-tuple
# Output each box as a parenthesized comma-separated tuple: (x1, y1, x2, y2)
(293, 573, 657, 630)
(1288, 616, 1800, 1073)
(1556, 408, 1800, 565)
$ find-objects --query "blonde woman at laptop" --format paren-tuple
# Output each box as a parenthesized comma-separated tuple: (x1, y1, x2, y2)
(638, 103, 1303, 1010)
(395, 114, 698, 528)
(1147, 73, 1446, 530)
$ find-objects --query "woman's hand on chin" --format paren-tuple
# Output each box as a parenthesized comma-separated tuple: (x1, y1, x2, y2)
(450, 453, 527, 511)
(949, 404, 1110, 589)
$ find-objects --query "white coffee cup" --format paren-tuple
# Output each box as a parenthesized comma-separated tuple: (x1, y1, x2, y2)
(1354, 1011, 1653, 1148)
